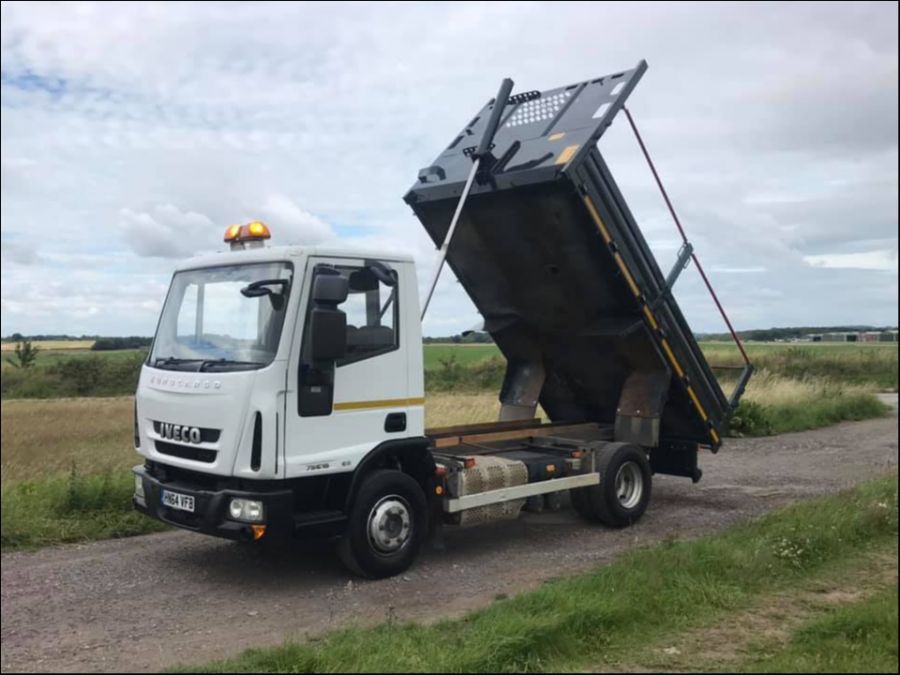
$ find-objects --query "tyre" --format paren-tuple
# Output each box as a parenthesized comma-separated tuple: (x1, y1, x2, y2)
(337, 469, 428, 579)
(570, 442, 651, 528)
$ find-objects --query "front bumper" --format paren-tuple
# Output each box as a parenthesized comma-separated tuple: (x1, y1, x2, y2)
(132, 465, 294, 542)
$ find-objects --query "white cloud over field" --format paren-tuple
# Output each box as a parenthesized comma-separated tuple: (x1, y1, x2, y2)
(1, 1, 897, 336)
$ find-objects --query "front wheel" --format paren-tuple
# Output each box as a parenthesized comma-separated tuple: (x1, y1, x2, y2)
(570, 442, 652, 528)
(337, 469, 427, 579)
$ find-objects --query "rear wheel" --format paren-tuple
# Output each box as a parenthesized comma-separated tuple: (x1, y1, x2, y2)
(337, 469, 427, 579)
(571, 442, 651, 527)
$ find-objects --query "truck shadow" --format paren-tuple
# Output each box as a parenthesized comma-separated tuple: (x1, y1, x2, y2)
(155, 481, 739, 587)
(162, 537, 352, 587)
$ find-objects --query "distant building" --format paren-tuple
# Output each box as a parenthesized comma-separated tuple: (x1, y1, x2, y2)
(822, 332, 857, 342)
(804, 330, 897, 343)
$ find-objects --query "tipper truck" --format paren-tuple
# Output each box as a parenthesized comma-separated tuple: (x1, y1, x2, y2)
(133, 60, 753, 578)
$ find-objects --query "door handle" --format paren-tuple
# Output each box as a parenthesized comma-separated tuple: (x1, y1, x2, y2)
(384, 412, 407, 433)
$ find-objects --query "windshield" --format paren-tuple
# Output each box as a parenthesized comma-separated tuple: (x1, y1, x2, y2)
(149, 262, 293, 371)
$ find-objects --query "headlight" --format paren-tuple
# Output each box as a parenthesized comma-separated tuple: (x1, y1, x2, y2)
(229, 498, 264, 523)
(134, 475, 145, 500)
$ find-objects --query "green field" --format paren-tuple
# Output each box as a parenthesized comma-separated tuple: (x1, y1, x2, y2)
(1, 347, 146, 370)
(1, 347, 147, 398)
(177, 475, 898, 674)
(424, 341, 898, 382)
(2, 341, 896, 384)
(424, 343, 499, 369)
(1, 341, 894, 550)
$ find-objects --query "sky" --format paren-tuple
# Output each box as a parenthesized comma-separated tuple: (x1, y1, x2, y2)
(1, 0, 897, 338)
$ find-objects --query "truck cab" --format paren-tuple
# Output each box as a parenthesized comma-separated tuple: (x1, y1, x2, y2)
(135, 224, 435, 576)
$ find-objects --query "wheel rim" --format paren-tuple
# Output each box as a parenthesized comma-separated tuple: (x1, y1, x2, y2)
(615, 461, 644, 510)
(367, 495, 412, 555)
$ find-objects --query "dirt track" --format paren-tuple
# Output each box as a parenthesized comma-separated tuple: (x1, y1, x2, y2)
(2, 396, 897, 674)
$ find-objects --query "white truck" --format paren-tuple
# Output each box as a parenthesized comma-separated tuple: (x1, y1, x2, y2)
(133, 62, 752, 578)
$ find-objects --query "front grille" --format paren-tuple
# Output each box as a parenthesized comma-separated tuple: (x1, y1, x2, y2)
(152, 421, 221, 443)
(155, 440, 217, 463)
(146, 460, 225, 490)
(159, 505, 202, 529)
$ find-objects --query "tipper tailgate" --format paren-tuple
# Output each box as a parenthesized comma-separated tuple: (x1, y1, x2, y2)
(405, 61, 737, 450)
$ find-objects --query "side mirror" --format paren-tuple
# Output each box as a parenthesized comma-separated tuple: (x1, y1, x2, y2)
(313, 274, 349, 304)
(309, 308, 347, 361)
(299, 269, 348, 417)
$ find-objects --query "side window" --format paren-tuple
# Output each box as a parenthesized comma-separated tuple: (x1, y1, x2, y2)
(337, 263, 399, 366)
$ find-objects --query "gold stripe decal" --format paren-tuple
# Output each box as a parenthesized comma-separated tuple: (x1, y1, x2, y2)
(583, 195, 719, 445)
(333, 397, 426, 411)
(615, 254, 641, 297)
(686, 386, 709, 422)
(660, 339, 685, 378)
(583, 196, 640, 297)
(583, 195, 613, 243)
(642, 305, 659, 331)
(555, 144, 580, 165)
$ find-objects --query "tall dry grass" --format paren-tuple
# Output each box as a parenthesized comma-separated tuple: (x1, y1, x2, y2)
(0, 394, 514, 483)
(425, 393, 503, 428)
(705, 343, 898, 391)
(727, 370, 889, 436)
(0, 339, 95, 352)
(2, 397, 136, 482)
(739, 370, 872, 407)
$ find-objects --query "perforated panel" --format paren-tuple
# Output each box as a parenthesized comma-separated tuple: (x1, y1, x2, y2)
(505, 91, 572, 128)
(407, 61, 648, 198)
(448, 455, 528, 527)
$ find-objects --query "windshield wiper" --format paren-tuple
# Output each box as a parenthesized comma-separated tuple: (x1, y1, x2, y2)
(198, 358, 264, 372)
(153, 357, 205, 370)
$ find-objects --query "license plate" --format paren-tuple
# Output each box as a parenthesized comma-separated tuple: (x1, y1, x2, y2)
(161, 489, 195, 513)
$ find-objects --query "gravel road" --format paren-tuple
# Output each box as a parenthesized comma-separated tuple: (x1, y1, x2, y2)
(2, 396, 897, 674)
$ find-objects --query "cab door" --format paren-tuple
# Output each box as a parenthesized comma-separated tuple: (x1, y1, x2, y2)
(282, 256, 418, 479)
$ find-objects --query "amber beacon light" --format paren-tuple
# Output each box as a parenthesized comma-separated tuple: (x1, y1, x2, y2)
(224, 221, 272, 249)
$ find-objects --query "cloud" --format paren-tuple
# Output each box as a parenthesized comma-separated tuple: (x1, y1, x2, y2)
(0, 239, 43, 265)
(120, 204, 216, 258)
(805, 249, 898, 271)
(255, 193, 333, 245)
(710, 266, 767, 274)
(1, 1, 897, 337)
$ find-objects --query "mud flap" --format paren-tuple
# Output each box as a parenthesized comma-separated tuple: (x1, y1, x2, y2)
(615, 370, 670, 447)
(649, 438, 702, 483)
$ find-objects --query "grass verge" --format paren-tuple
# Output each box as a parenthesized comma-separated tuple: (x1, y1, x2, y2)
(736, 583, 899, 673)
(0, 469, 168, 550)
(728, 370, 891, 436)
(175, 474, 898, 673)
